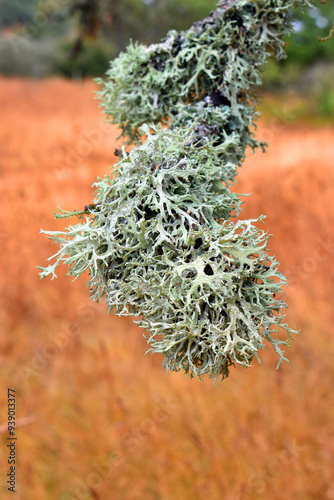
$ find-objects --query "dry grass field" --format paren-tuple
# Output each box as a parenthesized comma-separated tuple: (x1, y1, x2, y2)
(0, 77, 333, 500)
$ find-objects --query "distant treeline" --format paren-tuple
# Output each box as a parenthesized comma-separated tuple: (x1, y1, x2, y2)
(0, 0, 333, 79)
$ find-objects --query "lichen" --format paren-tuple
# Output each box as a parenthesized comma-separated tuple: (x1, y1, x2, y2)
(40, 0, 310, 380)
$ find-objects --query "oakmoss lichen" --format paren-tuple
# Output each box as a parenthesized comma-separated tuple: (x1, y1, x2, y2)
(40, 0, 309, 380)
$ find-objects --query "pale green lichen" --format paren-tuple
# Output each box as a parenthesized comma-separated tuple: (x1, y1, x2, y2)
(97, 0, 310, 150)
(40, 0, 309, 380)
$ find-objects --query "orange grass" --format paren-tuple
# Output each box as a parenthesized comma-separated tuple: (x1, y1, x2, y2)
(0, 78, 333, 500)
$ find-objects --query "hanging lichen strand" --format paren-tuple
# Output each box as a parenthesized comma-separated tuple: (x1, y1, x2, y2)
(40, 0, 310, 380)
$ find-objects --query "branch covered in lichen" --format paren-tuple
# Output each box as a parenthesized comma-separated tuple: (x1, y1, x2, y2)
(40, 0, 309, 380)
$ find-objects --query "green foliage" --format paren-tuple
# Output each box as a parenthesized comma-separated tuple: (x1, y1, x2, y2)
(97, 0, 219, 49)
(40, 0, 309, 380)
(261, 1, 334, 89)
(286, 2, 334, 64)
(0, 0, 37, 29)
(53, 39, 113, 78)
(286, 3, 334, 67)
(318, 86, 334, 116)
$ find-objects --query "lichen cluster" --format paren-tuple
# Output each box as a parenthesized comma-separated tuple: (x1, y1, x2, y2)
(40, 0, 309, 380)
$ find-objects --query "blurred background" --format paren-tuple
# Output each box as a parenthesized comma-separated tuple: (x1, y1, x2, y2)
(0, 1, 333, 499)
